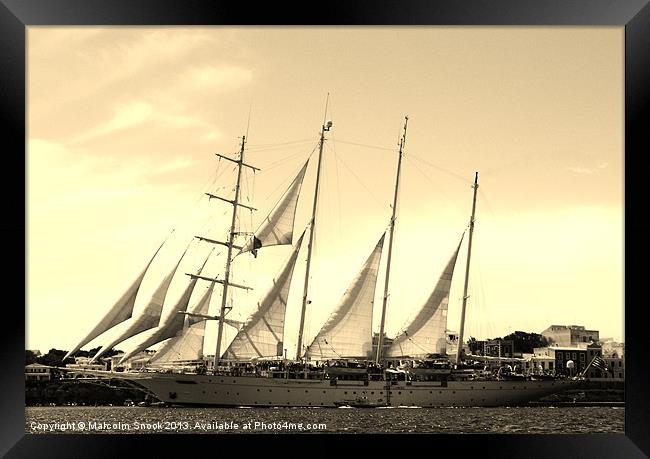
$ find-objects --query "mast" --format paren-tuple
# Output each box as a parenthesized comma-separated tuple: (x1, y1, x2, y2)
(455, 172, 479, 365)
(208, 135, 259, 368)
(375, 116, 408, 364)
(295, 110, 332, 360)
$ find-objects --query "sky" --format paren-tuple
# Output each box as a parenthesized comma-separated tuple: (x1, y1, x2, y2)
(26, 27, 624, 356)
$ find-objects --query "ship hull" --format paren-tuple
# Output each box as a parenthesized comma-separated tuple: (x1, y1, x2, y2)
(120, 373, 578, 407)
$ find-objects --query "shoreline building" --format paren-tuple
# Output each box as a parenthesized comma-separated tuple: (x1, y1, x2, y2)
(541, 325, 599, 347)
(468, 339, 515, 359)
(25, 363, 52, 382)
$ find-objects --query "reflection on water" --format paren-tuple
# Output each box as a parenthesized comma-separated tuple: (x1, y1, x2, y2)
(25, 406, 624, 434)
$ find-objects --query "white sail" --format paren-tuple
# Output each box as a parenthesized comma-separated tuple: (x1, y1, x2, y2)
(118, 251, 212, 363)
(304, 234, 385, 360)
(91, 245, 189, 362)
(386, 236, 464, 358)
(239, 161, 308, 256)
(148, 283, 215, 365)
(63, 240, 165, 360)
(223, 231, 306, 360)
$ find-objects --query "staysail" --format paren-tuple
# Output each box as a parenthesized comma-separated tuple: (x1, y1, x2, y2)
(239, 161, 308, 256)
(304, 234, 385, 360)
(91, 244, 190, 362)
(147, 283, 215, 365)
(223, 231, 306, 360)
(63, 240, 166, 360)
(118, 250, 213, 363)
(386, 236, 464, 358)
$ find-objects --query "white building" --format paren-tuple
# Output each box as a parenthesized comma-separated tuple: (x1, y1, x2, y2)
(25, 363, 52, 381)
(107, 350, 156, 371)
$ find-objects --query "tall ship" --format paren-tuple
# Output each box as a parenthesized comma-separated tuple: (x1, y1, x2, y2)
(63, 110, 578, 407)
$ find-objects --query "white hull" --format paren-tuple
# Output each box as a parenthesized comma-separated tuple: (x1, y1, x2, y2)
(119, 373, 577, 407)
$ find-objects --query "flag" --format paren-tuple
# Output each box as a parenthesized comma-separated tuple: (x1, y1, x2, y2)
(592, 355, 610, 373)
(251, 236, 262, 258)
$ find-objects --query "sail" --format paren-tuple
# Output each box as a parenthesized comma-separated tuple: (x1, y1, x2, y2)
(64, 240, 166, 360)
(91, 245, 189, 362)
(118, 251, 212, 363)
(304, 234, 385, 360)
(239, 161, 308, 256)
(223, 231, 306, 360)
(148, 283, 215, 365)
(386, 236, 464, 358)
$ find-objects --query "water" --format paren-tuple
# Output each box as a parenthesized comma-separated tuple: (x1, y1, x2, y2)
(25, 406, 624, 434)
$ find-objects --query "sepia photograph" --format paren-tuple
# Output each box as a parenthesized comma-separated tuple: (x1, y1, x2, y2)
(25, 26, 625, 435)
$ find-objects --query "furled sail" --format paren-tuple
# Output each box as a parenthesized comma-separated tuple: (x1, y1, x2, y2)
(239, 161, 308, 256)
(304, 234, 385, 360)
(91, 245, 190, 362)
(147, 283, 215, 365)
(386, 236, 464, 358)
(64, 240, 166, 360)
(118, 251, 213, 363)
(223, 231, 306, 360)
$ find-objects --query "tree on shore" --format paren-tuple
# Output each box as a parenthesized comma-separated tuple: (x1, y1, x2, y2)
(500, 331, 550, 354)
(26, 347, 124, 367)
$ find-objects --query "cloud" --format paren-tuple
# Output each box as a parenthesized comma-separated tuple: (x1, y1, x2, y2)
(72, 101, 153, 143)
(29, 29, 252, 145)
(567, 162, 609, 175)
(71, 99, 222, 145)
(183, 65, 253, 91)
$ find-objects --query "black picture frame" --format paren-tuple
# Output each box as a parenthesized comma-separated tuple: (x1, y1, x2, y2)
(2, 0, 648, 457)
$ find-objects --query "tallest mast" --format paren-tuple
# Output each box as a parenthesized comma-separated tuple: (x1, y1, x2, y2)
(375, 116, 408, 364)
(295, 99, 332, 360)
